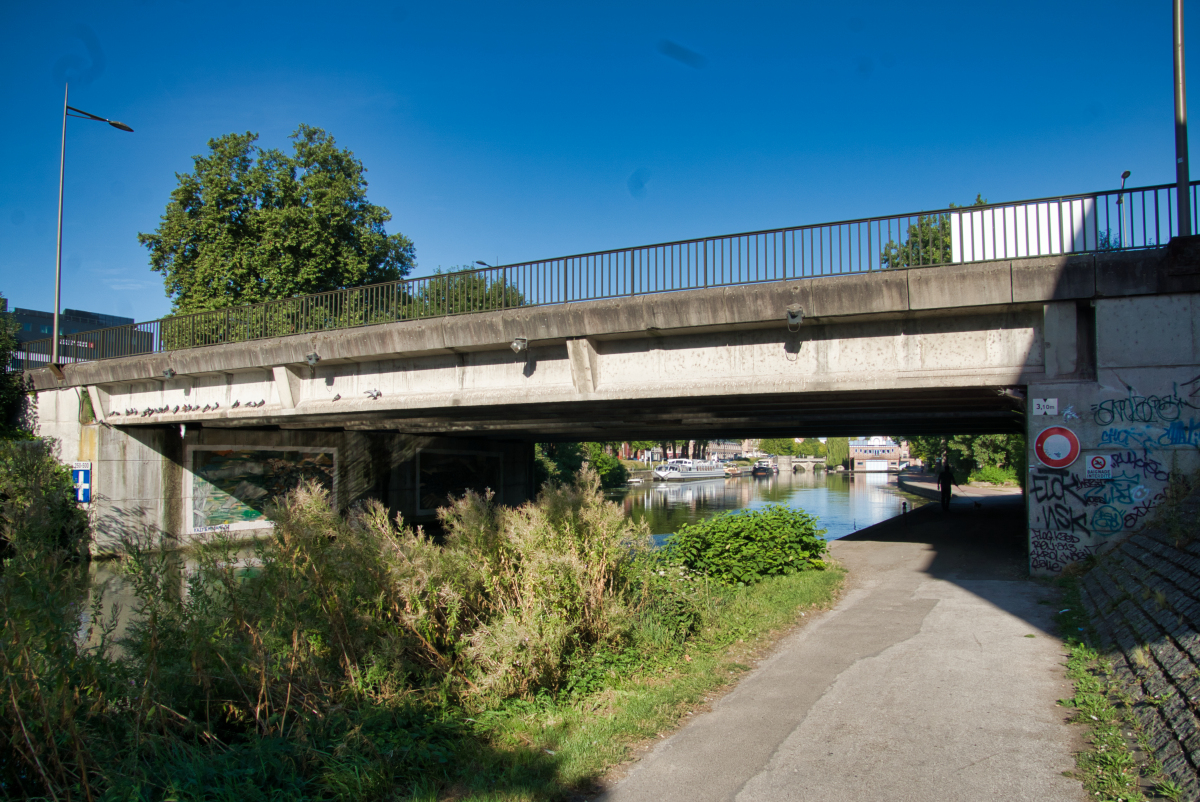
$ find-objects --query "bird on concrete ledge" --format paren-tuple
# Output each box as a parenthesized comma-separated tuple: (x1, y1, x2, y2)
(364, 389, 382, 399)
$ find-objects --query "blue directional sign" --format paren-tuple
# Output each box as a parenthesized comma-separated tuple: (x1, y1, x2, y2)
(72, 461, 91, 503)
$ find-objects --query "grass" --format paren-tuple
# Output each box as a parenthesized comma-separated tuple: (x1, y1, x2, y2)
(1, 447, 845, 801)
(1054, 576, 1160, 802)
(446, 565, 845, 799)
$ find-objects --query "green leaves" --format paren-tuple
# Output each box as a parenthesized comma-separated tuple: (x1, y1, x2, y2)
(668, 505, 829, 587)
(139, 125, 416, 314)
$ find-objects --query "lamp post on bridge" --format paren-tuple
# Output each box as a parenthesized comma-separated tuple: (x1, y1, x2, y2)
(1175, 0, 1191, 237)
(51, 84, 134, 366)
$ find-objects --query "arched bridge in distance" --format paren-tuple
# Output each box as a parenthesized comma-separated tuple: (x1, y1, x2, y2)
(21, 182, 1200, 575)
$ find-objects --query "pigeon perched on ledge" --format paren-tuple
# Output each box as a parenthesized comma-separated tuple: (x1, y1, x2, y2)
(364, 389, 382, 400)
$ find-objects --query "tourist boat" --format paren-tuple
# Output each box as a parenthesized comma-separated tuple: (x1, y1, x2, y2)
(723, 463, 742, 477)
(750, 459, 775, 477)
(653, 458, 726, 481)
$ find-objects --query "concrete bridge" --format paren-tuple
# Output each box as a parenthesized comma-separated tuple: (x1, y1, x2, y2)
(23, 189, 1200, 574)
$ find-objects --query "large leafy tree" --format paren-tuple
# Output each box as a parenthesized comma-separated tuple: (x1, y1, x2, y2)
(759, 438, 800, 456)
(140, 125, 415, 313)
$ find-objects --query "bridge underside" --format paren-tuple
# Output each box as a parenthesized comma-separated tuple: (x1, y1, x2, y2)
(200, 386, 1024, 441)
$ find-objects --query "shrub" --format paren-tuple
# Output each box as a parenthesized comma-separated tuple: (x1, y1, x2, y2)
(586, 449, 628, 489)
(668, 505, 828, 586)
(969, 464, 1018, 485)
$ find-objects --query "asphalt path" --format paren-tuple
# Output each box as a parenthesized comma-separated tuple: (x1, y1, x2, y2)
(599, 495, 1087, 802)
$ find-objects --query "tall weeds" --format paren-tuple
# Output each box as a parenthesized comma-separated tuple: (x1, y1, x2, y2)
(1, 463, 676, 799)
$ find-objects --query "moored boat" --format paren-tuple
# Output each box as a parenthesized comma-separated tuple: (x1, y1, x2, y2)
(653, 458, 726, 481)
(750, 459, 775, 477)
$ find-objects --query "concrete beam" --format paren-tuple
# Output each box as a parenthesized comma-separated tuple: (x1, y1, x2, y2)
(24, 248, 1190, 392)
(1042, 302, 1078, 378)
(907, 262, 1013, 309)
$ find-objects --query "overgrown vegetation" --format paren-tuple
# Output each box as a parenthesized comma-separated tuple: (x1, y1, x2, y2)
(0, 448, 837, 800)
(535, 442, 628, 489)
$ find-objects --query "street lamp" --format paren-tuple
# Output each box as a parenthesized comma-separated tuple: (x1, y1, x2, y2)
(1117, 170, 1131, 248)
(52, 84, 134, 365)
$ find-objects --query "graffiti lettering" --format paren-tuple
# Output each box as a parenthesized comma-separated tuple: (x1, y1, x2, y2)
(1090, 505, 1124, 535)
(1098, 426, 1160, 453)
(1110, 451, 1170, 482)
(1091, 385, 1200, 426)
(1031, 528, 1094, 571)
(1036, 503, 1089, 534)
(1123, 491, 1169, 530)
(1030, 469, 1087, 505)
(1158, 419, 1200, 448)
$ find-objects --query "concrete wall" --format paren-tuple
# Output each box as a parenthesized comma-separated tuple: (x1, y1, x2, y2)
(1026, 293, 1200, 576)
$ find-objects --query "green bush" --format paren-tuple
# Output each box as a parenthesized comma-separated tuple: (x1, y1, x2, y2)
(668, 505, 828, 586)
(969, 464, 1018, 485)
(586, 448, 629, 489)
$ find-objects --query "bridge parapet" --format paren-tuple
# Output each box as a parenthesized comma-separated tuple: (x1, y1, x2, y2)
(17, 182, 1197, 374)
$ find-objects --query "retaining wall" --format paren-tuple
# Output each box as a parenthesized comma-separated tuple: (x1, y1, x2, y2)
(1078, 486, 1200, 800)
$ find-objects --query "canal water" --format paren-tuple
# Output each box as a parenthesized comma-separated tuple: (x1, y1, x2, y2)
(615, 470, 923, 543)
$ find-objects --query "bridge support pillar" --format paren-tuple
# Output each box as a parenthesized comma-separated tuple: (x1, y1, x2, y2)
(1026, 293, 1200, 575)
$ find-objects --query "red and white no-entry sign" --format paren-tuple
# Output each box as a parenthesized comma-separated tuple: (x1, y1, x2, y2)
(1034, 426, 1081, 468)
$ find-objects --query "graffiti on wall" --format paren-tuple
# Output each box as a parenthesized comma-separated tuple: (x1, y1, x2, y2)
(188, 447, 336, 533)
(1029, 448, 1176, 572)
(1090, 380, 1200, 427)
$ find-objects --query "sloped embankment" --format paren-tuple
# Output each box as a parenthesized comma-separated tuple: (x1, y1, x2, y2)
(1078, 485, 1200, 798)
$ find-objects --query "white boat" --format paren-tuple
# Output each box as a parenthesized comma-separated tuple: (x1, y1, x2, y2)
(653, 458, 726, 481)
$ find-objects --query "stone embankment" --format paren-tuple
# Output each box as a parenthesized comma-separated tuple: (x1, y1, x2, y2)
(1078, 485, 1200, 800)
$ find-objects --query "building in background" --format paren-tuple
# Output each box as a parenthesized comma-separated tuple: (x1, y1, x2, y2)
(13, 307, 133, 345)
(849, 436, 910, 472)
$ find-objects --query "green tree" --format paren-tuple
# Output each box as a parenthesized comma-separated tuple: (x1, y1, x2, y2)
(824, 437, 849, 469)
(534, 443, 585, 486)
(140, 125, 415, 314)
(411, 268, 525, 316)
(584, 443, 629, 488)
(759, 438, 799, 456)
(796, 438, 826, 457)
(880, 195, 986, 269)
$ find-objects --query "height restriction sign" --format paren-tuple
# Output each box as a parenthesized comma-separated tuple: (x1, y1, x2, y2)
(1034, 427, 1080, 469)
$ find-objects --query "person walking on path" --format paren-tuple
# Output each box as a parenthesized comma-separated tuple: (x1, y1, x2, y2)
(938, 461, 958, 511)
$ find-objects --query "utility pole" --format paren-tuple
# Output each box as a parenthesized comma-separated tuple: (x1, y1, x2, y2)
(1175, 0, 1192, 236)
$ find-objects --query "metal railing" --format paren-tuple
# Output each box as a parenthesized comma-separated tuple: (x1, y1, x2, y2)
(14, 181, 1196, 372)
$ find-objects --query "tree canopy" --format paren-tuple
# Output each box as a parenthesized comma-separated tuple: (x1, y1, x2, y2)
(880, 195, 986, 269)
(824, 437, 849, 469)
(140, 125, 415, 314)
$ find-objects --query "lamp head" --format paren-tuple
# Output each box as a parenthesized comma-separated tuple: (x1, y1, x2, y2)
(510, 337, 528, 354)
(476, 260, 490, 267)
(108, 120, 134, 132)
(305, 352, 320, 367)
(163, 368, 176, 379)
(1121, 170, 1131, 179)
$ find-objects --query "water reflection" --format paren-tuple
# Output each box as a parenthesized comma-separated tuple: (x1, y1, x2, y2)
(617, 471, 921, 540)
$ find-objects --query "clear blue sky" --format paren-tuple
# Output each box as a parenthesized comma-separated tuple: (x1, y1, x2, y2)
(0, 1, 1191, 322)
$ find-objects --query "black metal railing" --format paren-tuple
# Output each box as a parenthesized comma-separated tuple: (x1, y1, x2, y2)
(14, 181, 1195, 372)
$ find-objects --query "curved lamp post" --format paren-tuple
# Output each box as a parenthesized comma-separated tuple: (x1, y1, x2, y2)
(52, 84, 134, 365)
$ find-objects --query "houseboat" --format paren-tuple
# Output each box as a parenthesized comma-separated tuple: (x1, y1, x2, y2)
(653, 458, 726, 481)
